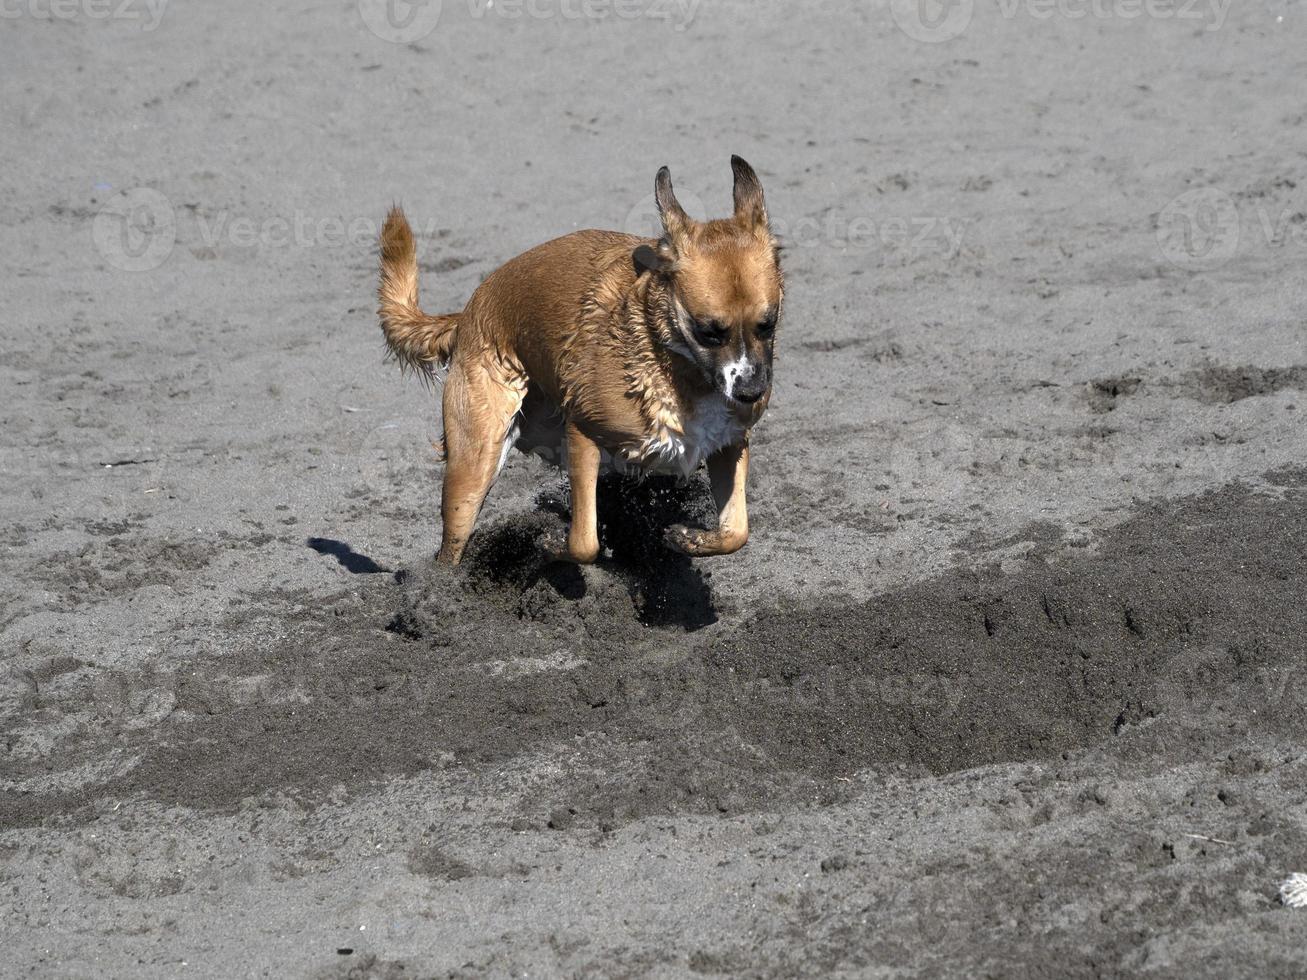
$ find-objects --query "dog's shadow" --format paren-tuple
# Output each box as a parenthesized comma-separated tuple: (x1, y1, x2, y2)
(465, 474, 719, 631)
(306, 537, 390, 575)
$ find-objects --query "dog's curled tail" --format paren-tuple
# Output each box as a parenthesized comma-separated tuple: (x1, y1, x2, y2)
(378, 206, 457, 375)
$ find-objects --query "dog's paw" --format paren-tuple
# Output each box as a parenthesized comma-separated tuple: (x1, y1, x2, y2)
(538, 528, 600, 564)
(664, 523, 708, 556)
(666, 524, 748, 557)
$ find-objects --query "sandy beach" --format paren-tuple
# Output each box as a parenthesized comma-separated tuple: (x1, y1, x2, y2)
(3, 0, 1307, 974)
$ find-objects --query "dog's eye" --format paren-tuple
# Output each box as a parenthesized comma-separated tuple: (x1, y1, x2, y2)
(756, 313, 778, 339)
(692, 319, 728, 347)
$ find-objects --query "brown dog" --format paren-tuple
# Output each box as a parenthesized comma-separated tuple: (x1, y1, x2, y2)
(377, 156, 783, 566)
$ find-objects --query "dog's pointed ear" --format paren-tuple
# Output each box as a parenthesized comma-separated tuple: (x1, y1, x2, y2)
(731, 155, 768, 229)
(655, 166, 691, 242)
(633, 241, 676, 276)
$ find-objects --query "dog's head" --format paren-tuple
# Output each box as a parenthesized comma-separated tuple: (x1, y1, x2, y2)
(634, 156, 783, 408)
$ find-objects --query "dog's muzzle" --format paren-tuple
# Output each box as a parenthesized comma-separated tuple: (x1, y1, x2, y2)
(726, 364, 770, 405)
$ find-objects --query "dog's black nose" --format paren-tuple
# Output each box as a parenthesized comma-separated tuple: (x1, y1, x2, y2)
(731, 371, 769, 404)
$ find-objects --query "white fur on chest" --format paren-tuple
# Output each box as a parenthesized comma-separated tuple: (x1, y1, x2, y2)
(621, 392, 744, 477)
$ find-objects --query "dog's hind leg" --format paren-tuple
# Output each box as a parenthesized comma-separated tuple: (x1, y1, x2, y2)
(435, 355, 525, 565)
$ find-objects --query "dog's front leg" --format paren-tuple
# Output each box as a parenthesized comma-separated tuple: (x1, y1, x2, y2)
(666, 442, 749, 557)
(544, 420, 602, 564)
